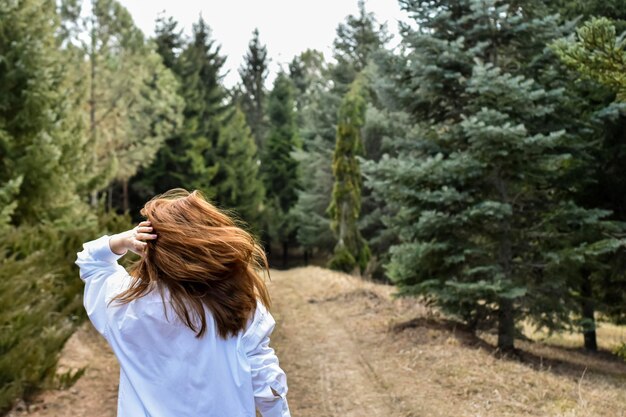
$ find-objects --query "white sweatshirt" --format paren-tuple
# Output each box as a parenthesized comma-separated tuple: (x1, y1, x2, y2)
(75, 235, 290, 417)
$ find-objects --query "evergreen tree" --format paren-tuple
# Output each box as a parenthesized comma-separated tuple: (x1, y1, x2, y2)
(214, 106, 265, 230)
(177, 17, 229, 198)
(328, 75, 370, 273)
(238, 28, 269, 149)
(364, 0, 621, 352)
(0, 0, 86, 224)
(549, 3, 626, 349)
(61, 0, 182, 210)
(153, 14, 183, 71)
(262, 72, 300, 263)
(554, 18, 626, 100)
(291, 1, 390, 259)
(289, 51, 339, 255)
(129, 15, 187, 208)
(331, 0, 391, 92)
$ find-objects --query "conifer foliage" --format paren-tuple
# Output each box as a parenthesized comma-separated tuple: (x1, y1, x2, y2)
(364, 0, 623, 351)
(328, 75, 370, 273)
(262, 72, 300, 262)
(239, 28, 269, 149)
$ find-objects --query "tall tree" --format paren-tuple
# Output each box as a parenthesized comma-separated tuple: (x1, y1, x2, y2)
(61, 0, 182, 210)
(331, 0, 391, 91)
(214, 106, 265, 230)
(364, 0, 621, 352)
(128, 15, 187, 210)
(177, 17, 229, 198)
(262, 72, 300, 264)
(153, 14, 183, 71)
(0, 0, 86, 224)
(550, 4, 626, 349)
(291, 2, 390, 260)
(289, 51, 339, 256)
(328, 75, 370, 273)
(238, 28, 269, 150)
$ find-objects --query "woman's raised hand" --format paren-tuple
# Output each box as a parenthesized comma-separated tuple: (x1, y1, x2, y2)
(109, 220, 158, 256)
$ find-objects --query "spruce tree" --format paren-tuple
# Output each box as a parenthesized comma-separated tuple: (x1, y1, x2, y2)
(213, 106, 265, 230)
(262, 72, 300, 263)
(238, 28, 269, 150)
(153, 14, 183, 71)
(177, 17, 229, 198)
(365, 0, 620, 352)
(331, 0, 391, 92)
(289, 51, 339, 255)
(328, 75, 370, 273)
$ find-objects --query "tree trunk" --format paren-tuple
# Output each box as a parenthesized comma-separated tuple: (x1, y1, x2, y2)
(107, 185, 113, 212)
(122, 179, 129, 213)
(282, 241, 288, 268)
(497, 297, 515, 353)
(581, 269, 598, 351)
(304, 249, 309, 266)
(89, 19, 98, 208)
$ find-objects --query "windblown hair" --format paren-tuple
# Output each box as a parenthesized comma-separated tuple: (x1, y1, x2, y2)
(112, 189, 271, 339)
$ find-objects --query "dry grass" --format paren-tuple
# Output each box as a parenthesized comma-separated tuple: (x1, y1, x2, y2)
(271, 266, 626, 417)
(523, 320, 626, 351)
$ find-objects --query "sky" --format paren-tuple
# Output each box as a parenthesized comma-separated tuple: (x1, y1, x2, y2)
(119, 0, 410, 88)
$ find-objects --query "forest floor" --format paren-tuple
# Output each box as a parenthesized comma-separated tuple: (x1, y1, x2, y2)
(8, 266, 626, 417)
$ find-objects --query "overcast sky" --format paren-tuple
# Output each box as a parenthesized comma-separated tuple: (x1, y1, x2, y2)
(119, 0, 409, 88)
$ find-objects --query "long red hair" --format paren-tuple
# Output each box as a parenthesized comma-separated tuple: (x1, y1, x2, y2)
(112, 189, 271, 338)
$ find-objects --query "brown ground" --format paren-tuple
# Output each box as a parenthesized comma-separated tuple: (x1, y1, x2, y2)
(9, 266, 626, 417)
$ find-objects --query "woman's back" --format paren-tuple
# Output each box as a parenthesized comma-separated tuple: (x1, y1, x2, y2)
(75, 189, 290, 417)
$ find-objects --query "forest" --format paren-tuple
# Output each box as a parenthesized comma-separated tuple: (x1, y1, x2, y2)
(1, 0, 626, 413)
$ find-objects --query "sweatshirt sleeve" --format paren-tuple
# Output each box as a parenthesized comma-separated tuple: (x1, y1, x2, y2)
(75, 235, 127, 338)
(242, 303, 291, 417)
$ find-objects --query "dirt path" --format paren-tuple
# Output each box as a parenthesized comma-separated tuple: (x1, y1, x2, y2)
(9, 266, 626, 417)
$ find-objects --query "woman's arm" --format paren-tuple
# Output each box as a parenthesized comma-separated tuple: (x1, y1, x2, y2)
(242, 304, 291, 417)
(75, 221, 156, 338)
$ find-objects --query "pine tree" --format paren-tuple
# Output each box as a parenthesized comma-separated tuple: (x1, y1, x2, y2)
(153, 14, 183, 71)
(0, 0, 95, 410)
(214, 106, 265, 230)
(0, 0, 86, 224)
(61, 0, 183, 210)
(238, 28, 269, 150)
(331, 0, 391, 92)
(549, 3, 626, 350)
(129, 14, 187, 209)
(262, 72, 300, 263)
(554, 18, 626, 99)
(177, 17, 229, 198)
(328, 75, 370, 273)
(364, 0, 621, 352)
(289, 51, 339, 255)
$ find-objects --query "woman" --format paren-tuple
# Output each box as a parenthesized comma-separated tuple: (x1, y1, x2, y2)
(75, 189, 290, 417)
